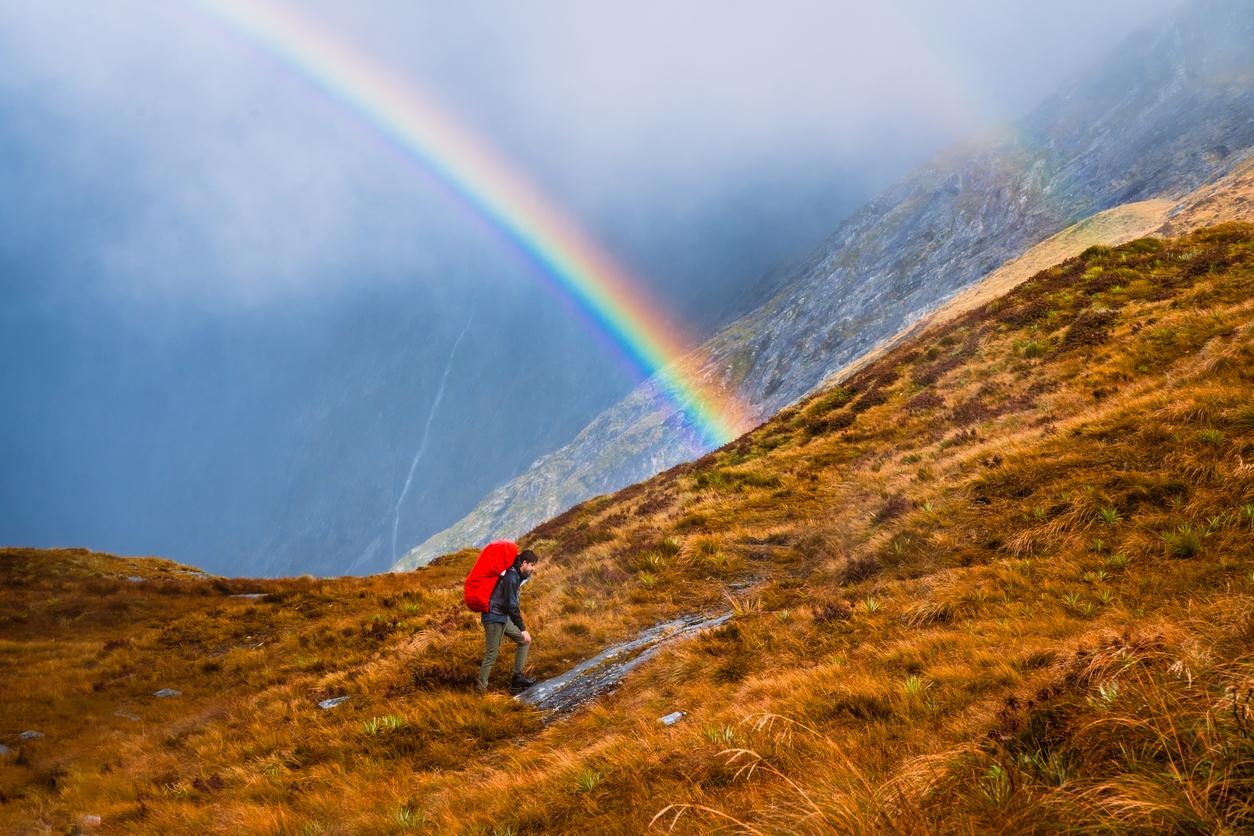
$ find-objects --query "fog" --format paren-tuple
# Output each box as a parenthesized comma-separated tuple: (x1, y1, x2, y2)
(1, 0, 1181, 575)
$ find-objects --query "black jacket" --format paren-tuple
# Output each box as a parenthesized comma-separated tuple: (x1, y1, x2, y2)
(483, 565, 526, 632)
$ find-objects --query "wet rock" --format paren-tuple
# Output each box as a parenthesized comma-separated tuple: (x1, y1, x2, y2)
(18, 730, 43, 740)
(515, 612, 731, 714)
(152, 688, 181, 698)
(318, 696, 350, 710)
(659, 711, 687, 726)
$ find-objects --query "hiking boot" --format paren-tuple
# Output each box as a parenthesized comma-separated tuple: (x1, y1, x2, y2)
(510, 673, 536, 693)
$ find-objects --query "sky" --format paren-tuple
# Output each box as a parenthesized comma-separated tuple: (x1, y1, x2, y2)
(0, 0, 1182, 575)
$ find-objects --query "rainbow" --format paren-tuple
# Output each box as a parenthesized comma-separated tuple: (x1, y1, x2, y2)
(193, 0, 748, 447)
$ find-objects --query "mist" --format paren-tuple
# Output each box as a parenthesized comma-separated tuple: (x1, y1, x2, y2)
(1, 0, 1182, 575)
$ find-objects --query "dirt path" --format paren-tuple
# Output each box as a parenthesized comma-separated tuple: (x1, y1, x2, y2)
(515, 612, 732, 713)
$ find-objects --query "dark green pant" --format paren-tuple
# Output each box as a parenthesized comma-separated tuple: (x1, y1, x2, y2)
(478, 617, 528, 690)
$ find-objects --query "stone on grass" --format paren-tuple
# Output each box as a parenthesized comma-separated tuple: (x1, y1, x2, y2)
(18, 730, 43, 740)
(318, 696, 350, 710)
(515, 612, 732, 714)
(153, 688, 181, 698)
(659, 711, 687, 726)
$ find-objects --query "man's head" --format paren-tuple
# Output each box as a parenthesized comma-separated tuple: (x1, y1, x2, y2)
(516, 549, 539, 577)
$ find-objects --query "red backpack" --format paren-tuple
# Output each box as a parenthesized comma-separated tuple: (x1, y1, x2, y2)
(463, 540, 519, 613)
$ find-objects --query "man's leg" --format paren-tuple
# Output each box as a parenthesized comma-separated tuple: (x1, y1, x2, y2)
(478, 621, 505, 691)
(502, 617, 529, 676)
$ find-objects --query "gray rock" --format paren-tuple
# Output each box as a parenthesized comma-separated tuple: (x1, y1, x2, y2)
(152, 688, 181, 698)
(125, 576, 145, 583)
(318, 696, 350, 710)
(659, 711, 687, 726)
(18, 730, 43, 740)
(396, 0, 1254, 571)
(230, 593, 267, 599)
(0, 744, 11, 755)
(515, 613, 730, 713)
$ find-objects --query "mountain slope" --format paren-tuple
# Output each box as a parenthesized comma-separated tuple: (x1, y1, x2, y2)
(1159, 150, 1254, 234)
(815, 195, 1176, 386)
(397, 0, 1254, 570)
(4, 224, 1253, 832)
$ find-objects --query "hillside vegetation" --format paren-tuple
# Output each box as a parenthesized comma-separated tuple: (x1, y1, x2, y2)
(3, 224, 1254, 833)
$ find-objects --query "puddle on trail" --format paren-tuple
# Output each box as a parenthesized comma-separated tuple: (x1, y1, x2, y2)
(514, 611, 732, 714)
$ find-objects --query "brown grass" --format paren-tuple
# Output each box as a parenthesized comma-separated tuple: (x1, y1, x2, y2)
(2, 224, 1254, 833)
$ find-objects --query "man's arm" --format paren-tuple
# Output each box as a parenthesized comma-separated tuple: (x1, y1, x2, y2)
(506, 572, 527, 634)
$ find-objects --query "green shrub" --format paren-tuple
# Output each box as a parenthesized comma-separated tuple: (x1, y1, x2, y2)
(1098, 507, 1122, 526)
(1023, 340, 1048, 359)
(1196, 428, 1224, 446)
(808, 386, 854, 415)
(1161, 524, 1202, 558)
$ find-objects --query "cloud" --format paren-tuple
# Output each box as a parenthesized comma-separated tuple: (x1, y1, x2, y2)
(0, 0, 1183, 311)
(0, 1, 479, 308)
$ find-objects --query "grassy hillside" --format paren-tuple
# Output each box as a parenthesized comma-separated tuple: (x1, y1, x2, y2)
(819, 196, 1176, 390)
(821, 150, 1254, 391)
(3, 224, 1253, 833)
(1159, 153, 1254, 236)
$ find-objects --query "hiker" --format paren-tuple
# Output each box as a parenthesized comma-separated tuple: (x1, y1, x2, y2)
(477, 548, 539, 693)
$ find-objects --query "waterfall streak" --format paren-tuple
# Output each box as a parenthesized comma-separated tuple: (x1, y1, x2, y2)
(391, 302, 476, 562)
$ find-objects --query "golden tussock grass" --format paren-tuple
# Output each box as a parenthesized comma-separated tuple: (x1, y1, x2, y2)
(2, 224, 1253, 832)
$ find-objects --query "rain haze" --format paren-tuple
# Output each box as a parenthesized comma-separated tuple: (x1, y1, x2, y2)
(1, 0, 1182, 576)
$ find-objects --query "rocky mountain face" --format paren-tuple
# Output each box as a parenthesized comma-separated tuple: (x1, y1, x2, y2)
(394, 0, 1254, 570)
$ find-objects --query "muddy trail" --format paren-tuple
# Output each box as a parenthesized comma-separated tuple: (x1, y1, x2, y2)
(514, 612, 731, 714)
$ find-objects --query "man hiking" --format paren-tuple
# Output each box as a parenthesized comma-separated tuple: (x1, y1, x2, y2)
(477, 548, 538, 694)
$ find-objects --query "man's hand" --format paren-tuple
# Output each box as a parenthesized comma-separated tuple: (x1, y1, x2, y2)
(521, 630, 532, 644)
